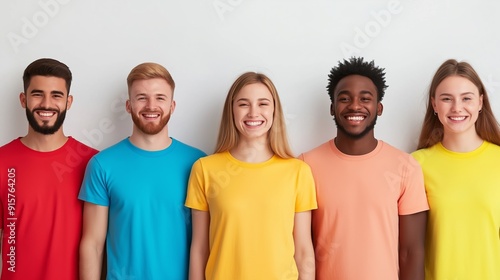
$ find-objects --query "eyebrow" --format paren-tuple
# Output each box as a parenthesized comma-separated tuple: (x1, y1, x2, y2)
(135, 93, 169, 97)
(29, 89, 65, 95)
(438, 92, 476, 96)
(235, 97, 272, 102)
(336, 90, 374, 96)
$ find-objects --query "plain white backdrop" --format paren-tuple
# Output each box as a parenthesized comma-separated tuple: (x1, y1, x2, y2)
(1, 0, 499, 154)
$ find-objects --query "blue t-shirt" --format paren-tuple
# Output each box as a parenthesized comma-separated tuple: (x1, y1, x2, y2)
(79, 138, 206, 280)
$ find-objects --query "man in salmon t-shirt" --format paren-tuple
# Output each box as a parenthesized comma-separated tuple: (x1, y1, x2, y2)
(300, 57, 429, 280)
(0, 58, 98, 279)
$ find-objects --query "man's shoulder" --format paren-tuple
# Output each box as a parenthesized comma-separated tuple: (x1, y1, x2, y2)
(67, 137, 99, 154)
(171, 138, 207, 157)
(378, 141, 413, 157)
(0, 138, 20, 151)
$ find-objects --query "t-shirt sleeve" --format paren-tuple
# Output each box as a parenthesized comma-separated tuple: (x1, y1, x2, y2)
(78, 156, 110, 206)
(398, 154, 429, 215)
(185, 159, 209, 211)
(295, 162, 318, 212)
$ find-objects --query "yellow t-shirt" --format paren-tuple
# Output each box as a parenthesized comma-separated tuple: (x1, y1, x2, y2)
(412, 141, 500, 280)
(185, 152, 317, 280)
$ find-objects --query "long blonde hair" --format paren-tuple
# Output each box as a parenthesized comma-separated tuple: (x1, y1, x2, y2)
(215, 72, 294, 158)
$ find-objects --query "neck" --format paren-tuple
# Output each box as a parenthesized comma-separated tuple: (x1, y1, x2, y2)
(21, 128, 68, 152)
(129, 126, 172, 151)
(334, 131, 378, 155)
(230, 138, 273, 163)
(441, 130, 483, 152)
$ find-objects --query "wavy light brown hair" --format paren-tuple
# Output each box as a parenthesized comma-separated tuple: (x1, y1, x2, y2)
(417, 59, 500, 149)
(215, 72, 294, 158)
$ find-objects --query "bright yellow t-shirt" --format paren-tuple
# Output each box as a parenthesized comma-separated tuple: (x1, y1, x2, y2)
(185, 152, 317, 280)
(412, 141, 500, 280)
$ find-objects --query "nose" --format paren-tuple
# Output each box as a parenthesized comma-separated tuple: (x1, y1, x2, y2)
(145, 97, 157, 109)
(40, 95, 51, 108)
(247, 104, 258, 117)
(451, 100, 462, 112)
(348, 98, 362, 110)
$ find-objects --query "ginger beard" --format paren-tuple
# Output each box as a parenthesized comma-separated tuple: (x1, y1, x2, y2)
(130, 107, 171, 135)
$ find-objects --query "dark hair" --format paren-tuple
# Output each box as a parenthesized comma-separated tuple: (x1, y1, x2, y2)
(417, 59, 500, 149)
(23, 58, 72, 93)
(327, 57, 388, 102)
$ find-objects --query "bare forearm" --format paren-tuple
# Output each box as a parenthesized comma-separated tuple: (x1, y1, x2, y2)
(295, 247, 315, 280)
(80, 241, 104, 280)
(188, 251, 208, 280)
(399, 248, 424, 280)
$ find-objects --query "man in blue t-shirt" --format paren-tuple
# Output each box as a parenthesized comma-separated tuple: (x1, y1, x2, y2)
(79, 62, 206, 280)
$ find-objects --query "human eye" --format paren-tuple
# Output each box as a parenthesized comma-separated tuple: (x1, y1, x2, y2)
(338, 97, 349, 103)
(440, 96, 451, 102)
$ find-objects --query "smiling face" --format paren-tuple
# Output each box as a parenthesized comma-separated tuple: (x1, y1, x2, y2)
(126, 78, 175, 135)
(432, 75, 483, 137)
(232, 83, 274, 143)
(20, 75, 72, 135)
(331, 75, 382, 140)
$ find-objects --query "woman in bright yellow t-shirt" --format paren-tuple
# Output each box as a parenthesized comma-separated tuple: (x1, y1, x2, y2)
(412, 59, 500, 279)
(185, 72, 317, 280)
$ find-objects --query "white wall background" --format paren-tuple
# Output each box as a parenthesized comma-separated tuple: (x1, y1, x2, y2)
(1, 0, 499, 155)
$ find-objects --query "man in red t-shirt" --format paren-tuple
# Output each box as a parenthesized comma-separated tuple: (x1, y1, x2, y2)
(0, 58, 97, 280)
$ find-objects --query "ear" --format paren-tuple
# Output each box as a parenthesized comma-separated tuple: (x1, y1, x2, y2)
(330, 103, 335, 116)
(66, 94, 73, 110)
(170, 100, 176, 115)
(19, 92, 27, 109)
(377, 102, 383, 116)
(126, 99, 131, 113)
(479, 94, 483, 112)
(431, 97, 437, 112)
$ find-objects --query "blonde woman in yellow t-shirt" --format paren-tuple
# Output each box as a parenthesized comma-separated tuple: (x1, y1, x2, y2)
(412, 59, 500, 279)
(185, 72, 317, 280)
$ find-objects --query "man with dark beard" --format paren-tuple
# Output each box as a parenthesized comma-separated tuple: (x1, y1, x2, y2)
(0, 58, 98, 280)
(299, 57, 429, 280)
(78, 62, 206, 280)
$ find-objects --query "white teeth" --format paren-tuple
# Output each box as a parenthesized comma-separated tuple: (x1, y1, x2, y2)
(38, 112, 55, 117)
(245, 121, 263, 126)
(143, 114, 159, 118)
(450, 116, 466, 121)
(347, 116, 364, 121)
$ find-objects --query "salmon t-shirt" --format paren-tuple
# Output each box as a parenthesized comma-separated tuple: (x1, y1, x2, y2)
(300, 140, 428, 280)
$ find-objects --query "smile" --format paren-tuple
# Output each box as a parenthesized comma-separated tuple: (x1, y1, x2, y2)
(36, 111, 56, 118)
(244, 121, 264, 126)
(346, 116, 365, 121)
(449, 116, 467, 121)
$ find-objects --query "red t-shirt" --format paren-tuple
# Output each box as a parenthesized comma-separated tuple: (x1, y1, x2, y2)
(0, 137, 97, 280)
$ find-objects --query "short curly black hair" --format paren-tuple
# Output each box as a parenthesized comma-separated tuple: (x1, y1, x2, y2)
(327, 57, 388, 103)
